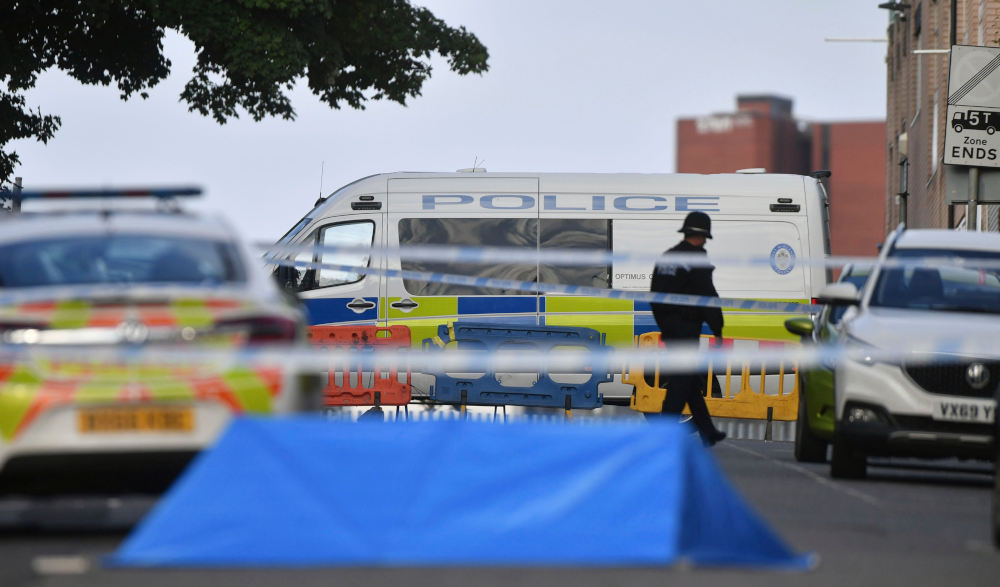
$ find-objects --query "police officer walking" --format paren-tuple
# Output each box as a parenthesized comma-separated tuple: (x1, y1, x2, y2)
(648, 211, 727, 446)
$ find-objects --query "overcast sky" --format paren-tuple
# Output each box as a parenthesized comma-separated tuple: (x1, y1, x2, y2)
(12, 0, 890, 243)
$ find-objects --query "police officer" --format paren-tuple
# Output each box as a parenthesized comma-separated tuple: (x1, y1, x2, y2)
(648, 211, 727, 446)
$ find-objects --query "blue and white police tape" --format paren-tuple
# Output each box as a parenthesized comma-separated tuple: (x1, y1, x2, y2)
(275, 257, 822, 313)
(263, 241, 854, 270)
(263, 241, 1000, 272)
(0, 340, 993, 378)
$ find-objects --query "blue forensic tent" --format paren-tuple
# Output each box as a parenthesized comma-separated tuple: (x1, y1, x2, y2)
(111, 418, 812, 569)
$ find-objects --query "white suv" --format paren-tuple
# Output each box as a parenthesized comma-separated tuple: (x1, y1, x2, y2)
(823, 227, 999, 479)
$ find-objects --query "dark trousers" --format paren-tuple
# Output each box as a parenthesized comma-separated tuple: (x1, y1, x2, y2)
(644, 322, 720, 440)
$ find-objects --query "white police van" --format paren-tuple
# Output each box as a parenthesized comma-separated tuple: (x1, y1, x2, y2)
(275, 171, 831, 401)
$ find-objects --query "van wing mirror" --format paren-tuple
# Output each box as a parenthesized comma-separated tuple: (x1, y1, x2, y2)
(816, 282, 860, 306)
(784, 317, 814, 338)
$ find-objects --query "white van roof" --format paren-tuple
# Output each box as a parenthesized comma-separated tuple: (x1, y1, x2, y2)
(318, 172, 814, 213)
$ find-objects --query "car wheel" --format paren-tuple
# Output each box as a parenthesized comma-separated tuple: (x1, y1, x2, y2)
(794, 384, 828, 463)
(830, 437, 867, 479)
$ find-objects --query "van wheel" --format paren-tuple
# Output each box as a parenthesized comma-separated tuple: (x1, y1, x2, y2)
(990, 126, 997, 135)
(954, 123, 964, 133)
(830, 438, 867, 479)
(794, 389, 828, 463)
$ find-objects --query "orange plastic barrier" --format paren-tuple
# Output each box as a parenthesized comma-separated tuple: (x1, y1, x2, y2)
(307, 325, 411, 406)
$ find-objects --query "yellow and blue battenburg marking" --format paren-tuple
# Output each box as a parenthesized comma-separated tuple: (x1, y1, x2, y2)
(0, 296, 285, 441)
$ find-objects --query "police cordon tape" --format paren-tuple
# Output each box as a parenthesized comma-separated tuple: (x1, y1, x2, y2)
(261, 241, 1000, 272)
(277, 257, 823, 314)
(0, 339, 992, 377)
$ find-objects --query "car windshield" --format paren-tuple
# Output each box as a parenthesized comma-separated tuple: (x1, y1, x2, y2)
(870, 248, 1000, 314)
(0, 234, 245, 288)
(829, 266, 871, 323)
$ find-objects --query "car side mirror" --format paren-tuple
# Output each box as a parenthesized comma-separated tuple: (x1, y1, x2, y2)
(784, 317, 814, 338)
(816, 282, 860, 306)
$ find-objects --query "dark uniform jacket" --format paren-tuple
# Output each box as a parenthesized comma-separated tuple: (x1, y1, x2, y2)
(649, 240, 724, 340)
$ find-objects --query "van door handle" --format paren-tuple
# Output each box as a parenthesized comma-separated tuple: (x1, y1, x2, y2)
(391, 298, 419, 310)
(346, 298, 376, 311)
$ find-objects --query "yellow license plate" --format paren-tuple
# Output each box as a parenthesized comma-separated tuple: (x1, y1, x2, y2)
(77, 406, 195, 433)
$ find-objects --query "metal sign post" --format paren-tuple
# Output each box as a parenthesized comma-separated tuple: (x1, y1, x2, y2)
(12, 176, 21, 213)
(943, 45, 1000, 230)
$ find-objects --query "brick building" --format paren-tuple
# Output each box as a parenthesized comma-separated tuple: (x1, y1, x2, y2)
(884, 1, 1000, 232)
(676, 95, 887, 259)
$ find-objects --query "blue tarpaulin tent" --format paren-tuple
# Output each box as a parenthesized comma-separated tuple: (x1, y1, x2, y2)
(111, 418, 812, 569)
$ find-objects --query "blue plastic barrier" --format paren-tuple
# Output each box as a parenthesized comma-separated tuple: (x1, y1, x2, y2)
(110, 418, 813, 569)
(423, 322, 610, 409)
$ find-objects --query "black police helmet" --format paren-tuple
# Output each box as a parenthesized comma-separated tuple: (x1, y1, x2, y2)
(678, 211, 712, 239)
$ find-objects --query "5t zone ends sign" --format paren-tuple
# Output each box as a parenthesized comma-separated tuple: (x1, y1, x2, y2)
(945, 106, 1000, 167)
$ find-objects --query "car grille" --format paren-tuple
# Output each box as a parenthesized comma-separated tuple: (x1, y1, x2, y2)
(903, 360, 1000, 399)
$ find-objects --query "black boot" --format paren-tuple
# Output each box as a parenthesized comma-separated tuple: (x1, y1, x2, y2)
(702, 429, 727, 446)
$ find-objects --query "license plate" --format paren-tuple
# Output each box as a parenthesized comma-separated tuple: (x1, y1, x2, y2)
(932, 400, 996, 424)
(78, 406, 195, 433)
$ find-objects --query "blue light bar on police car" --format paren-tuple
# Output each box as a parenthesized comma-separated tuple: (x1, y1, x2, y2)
(15, 187, 202, 200)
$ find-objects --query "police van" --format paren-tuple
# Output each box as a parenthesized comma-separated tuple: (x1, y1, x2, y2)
(275, 171, 831, 402)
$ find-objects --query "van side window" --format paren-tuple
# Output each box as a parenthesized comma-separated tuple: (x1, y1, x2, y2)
(540, 219, 611, 288)
(398, 218, 537, 295)
(281, 220, 374, 292)
(315, 221, 375, 288)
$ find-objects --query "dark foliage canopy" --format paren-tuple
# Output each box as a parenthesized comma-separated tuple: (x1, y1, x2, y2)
(0, 0, 489, 182)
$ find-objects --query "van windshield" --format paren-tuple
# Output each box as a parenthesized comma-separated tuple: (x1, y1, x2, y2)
(278, 217, 312, 244)
(870, 248, 1000, 314)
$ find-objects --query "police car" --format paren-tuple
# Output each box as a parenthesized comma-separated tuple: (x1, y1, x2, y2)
(821, 227, 1000, 479)
(0, 187, 317, 493)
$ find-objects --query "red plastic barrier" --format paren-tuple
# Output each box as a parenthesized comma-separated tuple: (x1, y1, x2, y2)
(307, 325, 412, 406)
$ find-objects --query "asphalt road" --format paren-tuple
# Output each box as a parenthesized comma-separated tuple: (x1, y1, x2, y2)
(0, 438, 997, 587)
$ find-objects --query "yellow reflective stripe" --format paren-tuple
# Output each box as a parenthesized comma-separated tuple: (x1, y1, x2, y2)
(171, 299, 215, 328)
(223, 368, 273, 413)
(51, 300, 91, 329)
(6, 365, 43, 385)
(448, 322, 456, 343)
(545, 314, 633, 347)
(430, 336, 445, 348)
(0, 383, 39, 441)
(546, 297, 632, 312)
(76, 382, 123, 403)
(145, 379, 196, 401)
(721, 314, 799, 342)
(387, 297, 458, 319)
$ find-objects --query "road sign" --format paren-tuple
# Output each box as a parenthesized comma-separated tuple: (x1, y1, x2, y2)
(944, 45, 1000, 167)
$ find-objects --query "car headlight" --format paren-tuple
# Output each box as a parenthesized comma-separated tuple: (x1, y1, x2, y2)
(844, 336, 881, 367)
